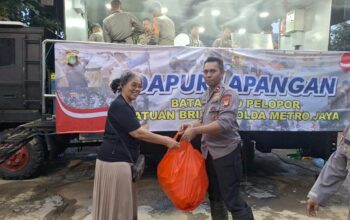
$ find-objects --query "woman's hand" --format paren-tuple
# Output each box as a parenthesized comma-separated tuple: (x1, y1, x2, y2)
(163, 137, 180, 149)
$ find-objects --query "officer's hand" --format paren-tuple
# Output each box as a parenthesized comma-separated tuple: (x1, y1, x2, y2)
(306, 198, 319, 217)
(181, 127, 197, 142)
(178, 123, 192, 135)
(164, 137, 180, 149)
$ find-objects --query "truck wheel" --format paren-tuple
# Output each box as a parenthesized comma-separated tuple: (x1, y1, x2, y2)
(0, 137, 44, 179)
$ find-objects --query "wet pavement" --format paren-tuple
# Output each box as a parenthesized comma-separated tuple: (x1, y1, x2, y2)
(0, 148, 348, 220)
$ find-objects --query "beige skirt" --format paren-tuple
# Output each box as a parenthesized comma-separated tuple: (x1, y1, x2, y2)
(92, 159, 137, 220)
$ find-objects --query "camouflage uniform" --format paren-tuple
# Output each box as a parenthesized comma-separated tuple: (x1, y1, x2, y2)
(201, 83, 254, 220)
(212, 38, 232, 48)
(189, 37, 204, 47)
(308, 124, 350, 220)
(88, 32, 103, 42)
(137, 33, 156, 45)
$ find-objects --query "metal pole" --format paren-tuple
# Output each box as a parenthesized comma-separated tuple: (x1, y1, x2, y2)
(41, 39, 48, 114)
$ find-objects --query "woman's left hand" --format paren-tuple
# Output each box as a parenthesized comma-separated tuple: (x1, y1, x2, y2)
(164, 137, 180, 149)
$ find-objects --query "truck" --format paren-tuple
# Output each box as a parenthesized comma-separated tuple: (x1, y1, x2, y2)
(0, 21, 63, 179)
(0, 0, 348, 179)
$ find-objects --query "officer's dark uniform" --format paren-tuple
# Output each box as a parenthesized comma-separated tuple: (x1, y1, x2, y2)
(200, 83, 254, 220)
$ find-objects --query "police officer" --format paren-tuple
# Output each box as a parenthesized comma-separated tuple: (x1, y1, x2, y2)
(137, 18, 157, 45)
(180, 57, 254, 220)
(306, 124, 350, 219)
(88, 23, 103, 42)
(149, 1, 175, 45)
(188, 24, 204, 47)
(103, 0, 144, 44)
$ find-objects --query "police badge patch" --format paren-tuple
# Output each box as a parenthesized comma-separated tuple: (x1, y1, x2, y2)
(221, 94, 232, 107)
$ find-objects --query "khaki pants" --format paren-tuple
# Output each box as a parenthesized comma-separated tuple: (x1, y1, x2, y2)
(92, 159, 137, 220)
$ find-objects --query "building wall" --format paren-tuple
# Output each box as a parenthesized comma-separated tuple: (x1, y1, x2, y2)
(64, 0, 88, 41)
(280, 0, 332, 51)
(303, 0, 332, 51)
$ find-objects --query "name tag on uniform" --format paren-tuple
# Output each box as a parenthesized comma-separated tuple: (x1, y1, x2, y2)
(209, 106, 219, 121)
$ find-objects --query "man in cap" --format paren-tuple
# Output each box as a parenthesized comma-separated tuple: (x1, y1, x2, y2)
(149, 1, 175, 45)
(306, 124, 350, 219)
(103, 0, 144, 44)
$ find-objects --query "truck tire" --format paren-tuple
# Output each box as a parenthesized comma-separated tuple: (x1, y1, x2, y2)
(0, 137, 44, 179)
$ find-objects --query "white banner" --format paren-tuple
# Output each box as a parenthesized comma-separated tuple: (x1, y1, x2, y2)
(54, 42, 350, 133)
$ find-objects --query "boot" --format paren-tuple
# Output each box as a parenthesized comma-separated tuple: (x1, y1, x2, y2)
(210, 201, 228, 220)
(231, 206, 254, 220)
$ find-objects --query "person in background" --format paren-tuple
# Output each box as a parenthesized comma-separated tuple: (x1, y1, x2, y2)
(188, 24, 204, 47)
(88, 23, 104, 42)
(262, 24, 278, 49)
(306, 124, 350, 220)
(149, 1, 175, 45)
(180, 57, 254, 220)
(137, 18, 157, 45)
(212, 26, 233, 48)
(103, 0, 144, 44)
(262, 25, 273, 35)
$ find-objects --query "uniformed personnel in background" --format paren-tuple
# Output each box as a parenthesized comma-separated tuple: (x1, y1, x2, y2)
(149, 1, 175, 45)
(180, 57, 254, 220)
(306, 124, 350, 220)
(103, 0, 144, 44)
(188, 24, 204, 47)
(137, 18, 157, 45)
(88, 23, 104, 42)
(212, 27, 233, 48)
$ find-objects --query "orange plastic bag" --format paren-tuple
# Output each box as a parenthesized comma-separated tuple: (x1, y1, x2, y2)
(157, 133, 208, 211)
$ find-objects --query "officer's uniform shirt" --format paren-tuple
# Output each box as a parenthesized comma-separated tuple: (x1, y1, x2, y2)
(212, 38, 232, 48)
(137, 33, 157, 45)
(153, 15, 175, 45)
(200, 83, 241, 160)
(189, 37, 204, 47)
(103, 10, 144, 44)
(88, 32, 104, 42)
(308, 124, 350, 219)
